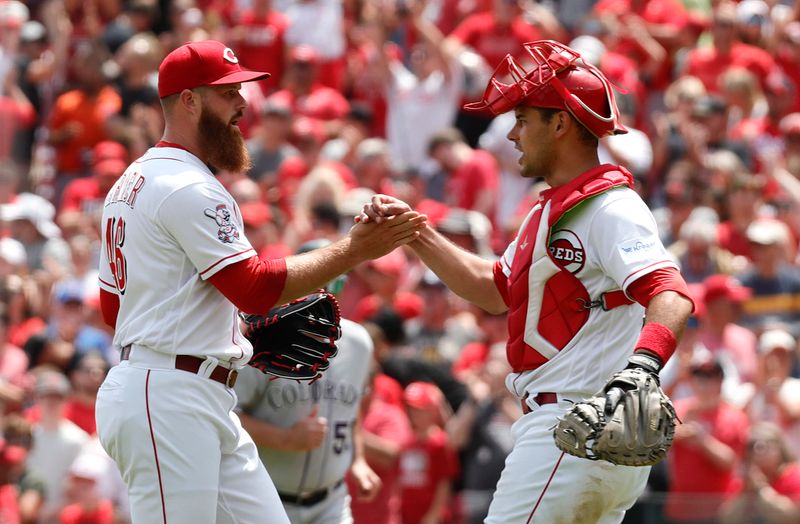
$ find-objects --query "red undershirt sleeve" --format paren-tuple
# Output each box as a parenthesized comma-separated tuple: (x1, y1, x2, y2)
(208, 256, 288, 315)
(100, 289, 119, 329)
(626, 267, 695, 312)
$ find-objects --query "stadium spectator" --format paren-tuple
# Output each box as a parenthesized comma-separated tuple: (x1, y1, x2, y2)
(398, 381, 459, 524)
(683, 1, 778, 95)
(46, 41, 122, 196)
(695, 274, 758, 386)
(738, 218, 800, 331)
(665, 350, 750, 524)
(747, 329, 800, 458)
(719, 422, 800, 524)
(228, 0, 289, 94)
(26, 369, 90, 523)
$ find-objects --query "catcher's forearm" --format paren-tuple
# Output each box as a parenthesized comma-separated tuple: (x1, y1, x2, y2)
(410, 226, 506, 314)
(641, 291, 693, 346)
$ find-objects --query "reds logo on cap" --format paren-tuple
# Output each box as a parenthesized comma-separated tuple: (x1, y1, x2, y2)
(223, 48, 238, 64)
(548, 229, 585, 274)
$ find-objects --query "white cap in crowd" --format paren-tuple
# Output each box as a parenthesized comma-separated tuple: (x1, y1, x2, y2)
(0, 193, 61, 239)
(758, 329, 796, 354)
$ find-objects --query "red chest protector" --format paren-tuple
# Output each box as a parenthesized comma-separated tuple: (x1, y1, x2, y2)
(504, 165, 635, 372)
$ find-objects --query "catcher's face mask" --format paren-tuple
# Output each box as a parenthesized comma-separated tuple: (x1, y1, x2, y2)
(463, 40, 627, 138)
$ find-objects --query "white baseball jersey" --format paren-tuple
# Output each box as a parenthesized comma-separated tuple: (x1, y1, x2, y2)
(98, 146, 255, 367)
(235, 319, 373, 494)
(499, 186, 677, 401)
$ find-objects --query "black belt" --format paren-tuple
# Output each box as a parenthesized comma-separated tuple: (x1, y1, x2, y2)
(278, 479, 344, 507)
(120, 346, 238, 388)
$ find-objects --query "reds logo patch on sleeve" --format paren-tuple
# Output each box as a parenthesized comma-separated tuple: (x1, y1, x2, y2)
(204, 204, 240, 243)
(548, 229, 585, 274)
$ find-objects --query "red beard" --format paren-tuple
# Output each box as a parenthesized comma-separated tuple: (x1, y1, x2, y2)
(197, 107, 252, 173)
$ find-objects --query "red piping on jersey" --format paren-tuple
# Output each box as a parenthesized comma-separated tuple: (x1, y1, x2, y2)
(155, 140, 192, 152)
(98, 277, 116, 289)
(199, 248, 256, 277)
(145, 370, 168, 523)
(527, 451, 566, 523)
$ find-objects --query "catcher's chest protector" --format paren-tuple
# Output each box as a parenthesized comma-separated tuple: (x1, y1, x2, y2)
(506, 165, 634, 372)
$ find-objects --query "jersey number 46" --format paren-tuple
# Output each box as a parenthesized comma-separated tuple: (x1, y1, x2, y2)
(105, 216, 128, 294)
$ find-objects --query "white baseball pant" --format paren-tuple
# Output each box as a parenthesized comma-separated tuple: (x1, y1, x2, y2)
(96, 353, 289, 524)
(485, 401, 650, 524)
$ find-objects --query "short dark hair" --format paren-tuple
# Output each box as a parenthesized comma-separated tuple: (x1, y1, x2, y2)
(427, 127, 466, 156)
(536, 107, 598, 146)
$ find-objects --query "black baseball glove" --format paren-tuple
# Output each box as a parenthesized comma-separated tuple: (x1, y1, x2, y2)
(553, 353, 677, 467)
(240, 291, 342, 382)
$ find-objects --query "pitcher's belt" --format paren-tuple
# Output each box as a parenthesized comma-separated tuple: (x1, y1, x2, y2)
(521, 392, 558, 414)
(120, 345, 238, 388)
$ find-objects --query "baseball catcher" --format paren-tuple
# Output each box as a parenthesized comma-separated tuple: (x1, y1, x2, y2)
(554, 352, 678, 466)
(241, 291, 342, 382)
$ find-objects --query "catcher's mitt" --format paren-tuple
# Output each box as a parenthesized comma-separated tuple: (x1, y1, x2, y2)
(553, 362, 677, 467)
(240, 291, 342, 382)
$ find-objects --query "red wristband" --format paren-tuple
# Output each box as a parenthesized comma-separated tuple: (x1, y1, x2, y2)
(634, 322, 677, 365)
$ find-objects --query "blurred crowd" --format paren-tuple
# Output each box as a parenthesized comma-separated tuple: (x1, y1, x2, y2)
(3, 0, 800, 522)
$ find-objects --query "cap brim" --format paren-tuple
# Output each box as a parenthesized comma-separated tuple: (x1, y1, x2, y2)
(209, 70, 270, 86)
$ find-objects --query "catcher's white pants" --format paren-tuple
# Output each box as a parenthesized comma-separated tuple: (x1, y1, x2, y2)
(96, 356, 289, 524)
(485, 402, 650, 524)
(282, 482, 352, 524)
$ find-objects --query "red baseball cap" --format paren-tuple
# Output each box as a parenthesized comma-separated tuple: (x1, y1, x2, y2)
(403, 381, 444, 410)
(702, 274, 752, 304)
(158, 40, 270, 98)
(240, 201, 272, 228)
(93, 141, 128, 177)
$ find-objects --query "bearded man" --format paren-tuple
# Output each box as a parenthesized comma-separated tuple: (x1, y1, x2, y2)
(94, 40, 426, 524)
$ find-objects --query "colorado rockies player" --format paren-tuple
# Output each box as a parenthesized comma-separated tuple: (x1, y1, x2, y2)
(235, 239, 381, 524)
(358, 40, 694, 523)
(95, 41, 424, 524)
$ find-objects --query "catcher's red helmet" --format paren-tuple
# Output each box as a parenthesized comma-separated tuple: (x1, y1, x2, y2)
(464, 40, 627, 138)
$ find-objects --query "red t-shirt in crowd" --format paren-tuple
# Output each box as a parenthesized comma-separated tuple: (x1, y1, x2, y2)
(0, 484, 21, 524)
(231, 10, 289, 94)
(666, 398, 749, 522)
(684, 42, 778, 94)
(445, 149, 499, 214)
(777, 55, 800, 113)
(59, 499, 114, 524)
(399, 427, 459, 524)
(449, 12, 541, 72)
(717, 220, 753, 260)
(727, 463, 800, 501)
(349, 394, 413, 524)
